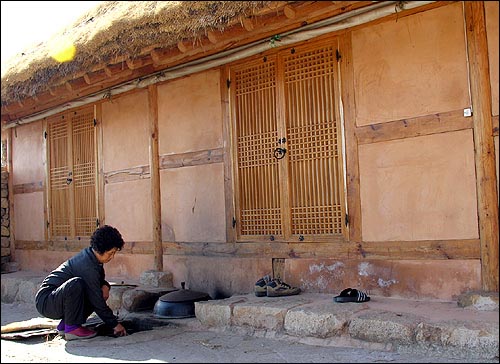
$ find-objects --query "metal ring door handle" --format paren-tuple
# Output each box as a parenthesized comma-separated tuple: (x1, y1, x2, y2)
(273, 147, 286, 160)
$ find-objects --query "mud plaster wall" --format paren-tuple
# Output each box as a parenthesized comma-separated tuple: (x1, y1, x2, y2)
(160, 164, 225, 242)
(11, 121, 44, 186)
(102, 90, 151, 241)
(359, 130, 478, 241)
(13, 249, 154, 281)
(162, 255, 271, 299)
(284, 259, 481, 300)
(11, 121, 45, 241)
(102, 90, 150, 171)
(105, 179, 152, 242)
(158, 69, 225, 242)
(157, 69, 223, 154)
(352, 2, 469, 126)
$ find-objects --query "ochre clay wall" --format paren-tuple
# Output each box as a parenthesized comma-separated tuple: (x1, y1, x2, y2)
(11, 121, 45, 241)
(359, 130, 478, 241)
(285, 259, 481, 300)
(352, 3, 469, 125)
(101, 90, 152, 242)
(157, 70, 223, 154)
(157, 70, 226, 243)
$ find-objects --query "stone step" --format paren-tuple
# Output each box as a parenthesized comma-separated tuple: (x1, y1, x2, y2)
(194, 293, 499, 361)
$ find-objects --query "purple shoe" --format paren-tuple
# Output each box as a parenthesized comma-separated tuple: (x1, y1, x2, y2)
(65, 326, 97, 341)
(56, 320, 65, 335)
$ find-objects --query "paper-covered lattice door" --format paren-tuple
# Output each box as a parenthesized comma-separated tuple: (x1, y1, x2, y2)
(231, 40, 346, 242)
(47, 107, 98, 238)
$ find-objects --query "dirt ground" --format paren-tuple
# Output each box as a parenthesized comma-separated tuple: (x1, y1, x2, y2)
(1, 302, 490, 363)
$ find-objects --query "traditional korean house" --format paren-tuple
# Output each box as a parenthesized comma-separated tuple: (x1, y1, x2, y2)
(1, 1, 498, 300)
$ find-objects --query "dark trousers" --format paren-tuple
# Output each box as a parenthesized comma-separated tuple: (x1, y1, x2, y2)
(35, 277, 94, 326)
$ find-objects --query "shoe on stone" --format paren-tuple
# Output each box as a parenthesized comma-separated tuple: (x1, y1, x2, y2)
(266, 278, 301, 297)
(56, 320, 65, 335)
(254, 274, 272, 297)
(65, 326, 97, 341)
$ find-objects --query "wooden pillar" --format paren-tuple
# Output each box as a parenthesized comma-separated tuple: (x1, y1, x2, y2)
(464, 1, 499, 292)
(95, 104, 106, 227)
(6, 128, 16, 261)
(339, 32, 362, 242)
(221, 66, 236, 243)
(148, 84, 163, 271)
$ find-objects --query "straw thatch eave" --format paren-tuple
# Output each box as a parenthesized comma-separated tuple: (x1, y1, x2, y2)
(1, 1, 283, 105)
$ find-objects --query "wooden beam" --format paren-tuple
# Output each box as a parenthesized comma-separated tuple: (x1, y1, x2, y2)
(148, 84, 163, 272)
(83, 73, 92, 85)
(103, 65, 114, 77)
(150, 49, 162, 64)
(126, 56, 151, 70)
(283, 5, 296, 19)
(465, 1, 499, 292)
(241, 17, 254, 31)
(13, 181, 44, 194)
(207, 30, 218, 44)
(339, 32, 362, 242)
(177, 40, 188, 53)
(42, 118, 48, 241)
(159, 148, 223, 170)
(95, 104, 105, 227)
(6, 129, 16, 261)
(15, 238, 481, 260)
(104, 165, 150, 184)
(492, 115, 499, 136)
(356, 109, 473, 145)
(103, 63, 128, 77)
(220, 65, 236, 243)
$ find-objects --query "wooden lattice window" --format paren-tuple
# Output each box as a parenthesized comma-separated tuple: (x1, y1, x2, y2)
(46, 106, 98, 238)
(230, 39, 346, 242)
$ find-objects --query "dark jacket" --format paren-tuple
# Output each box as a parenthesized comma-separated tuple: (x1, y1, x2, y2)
(35, 247, 117, 328)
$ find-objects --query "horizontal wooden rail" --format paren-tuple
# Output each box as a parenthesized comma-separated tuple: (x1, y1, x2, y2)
(13, 181, 44, 194)
(159, 148, 223, 169)
(356, 109, 473, 145)
(16, 238, 480, 260)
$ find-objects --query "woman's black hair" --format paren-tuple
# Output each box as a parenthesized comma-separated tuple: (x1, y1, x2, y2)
(90, 225, 125, 254)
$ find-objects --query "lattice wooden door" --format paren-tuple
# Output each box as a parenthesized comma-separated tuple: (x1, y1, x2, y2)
(232, 56, 282, 239)
(231, 40, 346, 242)
(283, 44, 345, 239)
(47, 107, 97, 238)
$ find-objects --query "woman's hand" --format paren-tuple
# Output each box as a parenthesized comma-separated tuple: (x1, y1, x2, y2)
(113, 323, 127, 337)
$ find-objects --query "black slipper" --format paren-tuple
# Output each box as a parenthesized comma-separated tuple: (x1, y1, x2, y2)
(334, 288, 370, 303)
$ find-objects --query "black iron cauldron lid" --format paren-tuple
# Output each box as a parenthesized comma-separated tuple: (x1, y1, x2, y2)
(158, 282, 210, 302)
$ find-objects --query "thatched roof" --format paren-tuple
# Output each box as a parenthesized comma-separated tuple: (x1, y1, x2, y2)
(1, 1, 282, 105)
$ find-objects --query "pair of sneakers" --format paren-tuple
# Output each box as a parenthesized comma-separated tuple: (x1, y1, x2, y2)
(57, 320, 97, 340)
(254, 275, 301, 297)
